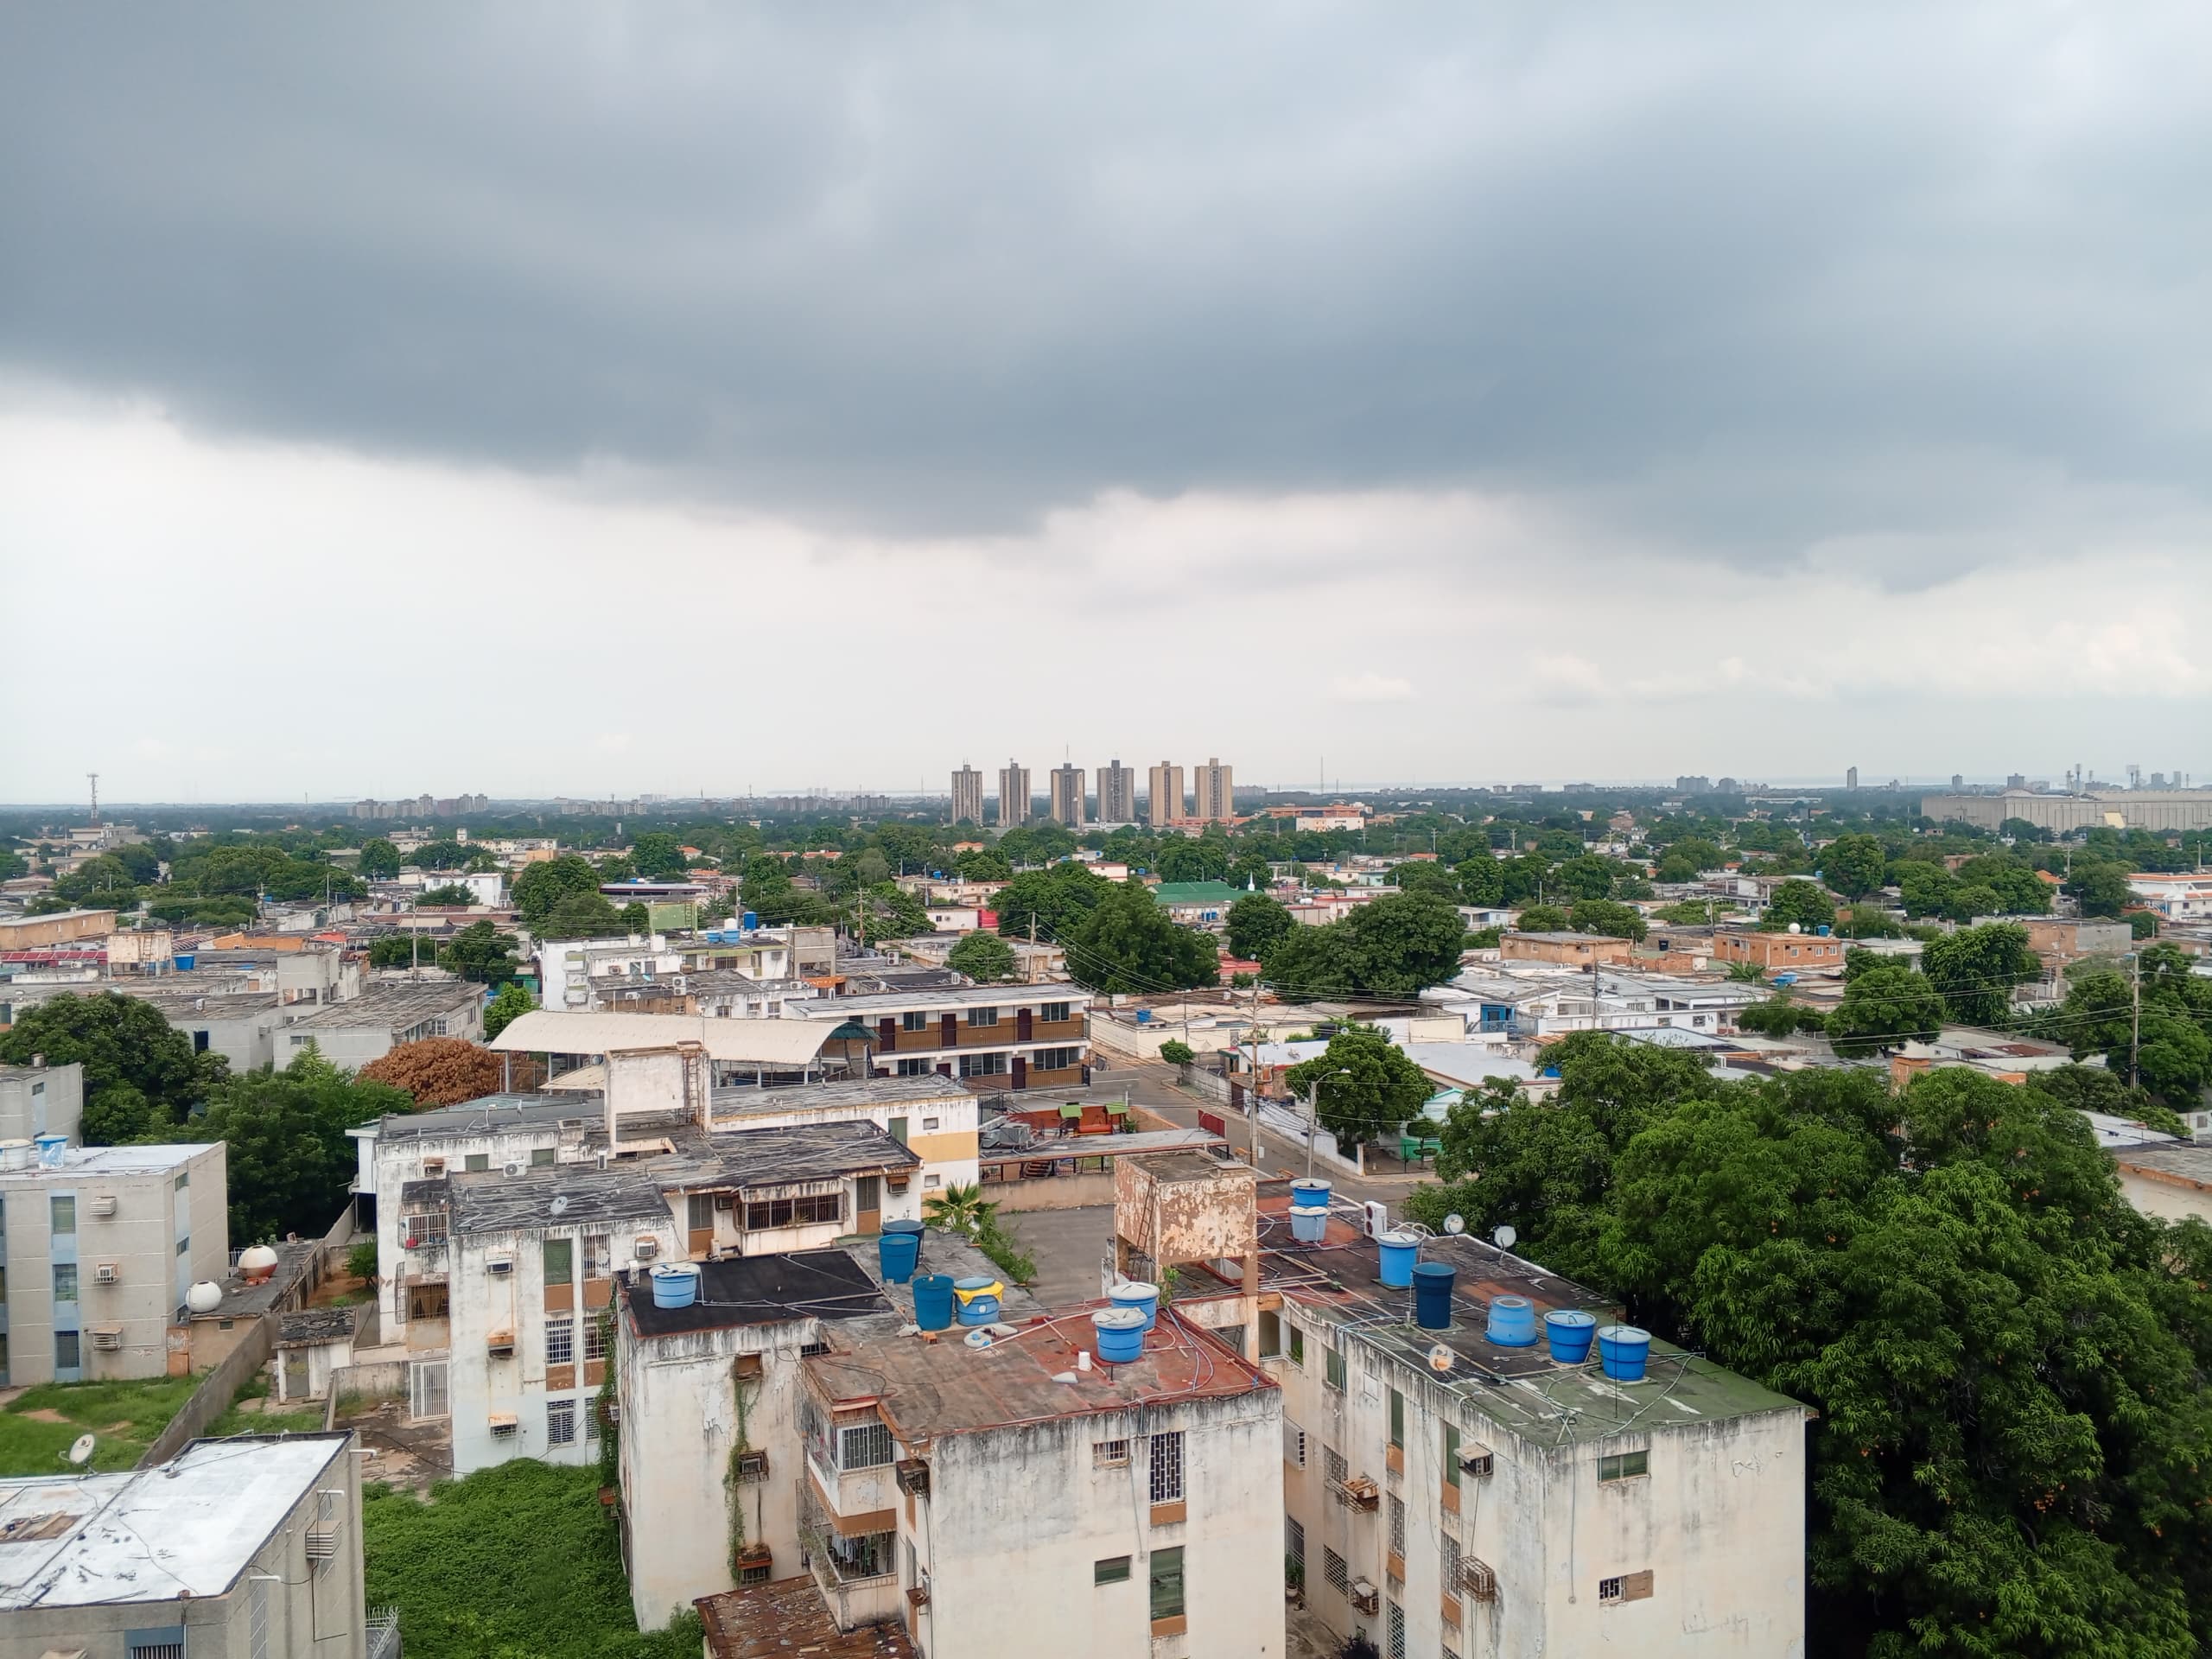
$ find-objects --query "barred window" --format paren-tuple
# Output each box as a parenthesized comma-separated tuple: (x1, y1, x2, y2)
(583, 1317, 607, 1363)
(1386, 1600, 1407, 1659)
(1149, 1431, 1185, 1503)
(1442, 1532, 1462, 1591)
(544, 1317, 575, 1366)
(547, 1399, 576, 1446)
(1286, 1516, 1305, 1570)
(1324, 1548, 1350, 1596)
(1389, 1493, 1406, 1556)
(1323, 1445, 1347, 1486)
(840, 1420, 896, 1470)
(1094, 1439, 1130, 1468)
(1599, 1576, 1622, 1603)
(745, 1192, 842, 1230)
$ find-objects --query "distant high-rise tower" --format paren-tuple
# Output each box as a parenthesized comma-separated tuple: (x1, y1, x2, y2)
(1096, 760, 1136, 824)
(1147, 761, 1184, 826)
(1049, 765, 1086, 829)
(1192, 757, 1234, 823)
(1952, 773, 1964, 790)
(1847, 766, 1859, 791)
(997, 760, 1033, 827)
(950, 766, 983, 827)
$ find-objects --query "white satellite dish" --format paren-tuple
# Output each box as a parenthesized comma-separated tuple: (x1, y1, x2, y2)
(1427, 1343, 1454, 1373)
(1443, 1213, 1466, 1236)
(1493, 1224, 1517, 1250)
(549, 1195, 569, 1216)
(66, 1433, 96, 1467)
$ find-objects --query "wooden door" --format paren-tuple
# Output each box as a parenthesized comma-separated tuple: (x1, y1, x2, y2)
(1017, 1007, 1033, 1042)
(854, 1176, 881, 1236)
(1011, 1057, 1028, 1091)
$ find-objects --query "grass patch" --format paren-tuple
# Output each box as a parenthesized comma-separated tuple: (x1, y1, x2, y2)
(203, 1374, 327, 1439)
(365, 1460, 700, 1659)
(0, 1375, 200, 1474)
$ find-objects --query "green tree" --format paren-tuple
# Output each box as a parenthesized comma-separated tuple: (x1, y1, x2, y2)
(2065, 860, 2135, 918)
(1453, 854, 1505, 907)
(441, 920, 522, 985)
(415, 840, 470, 871)
(596, 855, 637, 885)
(851, 882, 931, 942)
(1391, 861, 1462, 899)
(1825, 963, 1945, 1054)
(995, 862, 1114, 942)
(1225, 894, 1294, 963)
(620, 900, 651, 934)
(953, 847, 1014, 882)
(187, 1046, 411, 1241)
(1762, 880, 1837, 934)
(1896, 861, 1956, 919)
(358, 839, 402, 880)
(545, 892, 629, 939)
(417, 883, 477, 906)
(1064, 881, 1219, 994)
(1920, 922, 2038, 1027)
(1284, 1025, 1432, 1150)
(945, 930, 1017, 984)
(921, 1181, 998, 1236)
(1158, 1039, 1196, 1067)
(1263, 893, 1466, 1001)
(1567, 898, 1648, 942)
(1655, 837, 1726, 884)
(1514, 903, 1571, 932)
(1553, 855, 1625, 901)
(1154, 839, 1230, 883)
(1820, 833, 1888, 900)
(0, 993, 225, 1142)
(513, 855, 603, 928)
(1228, 853, 1275, 893)
(482, 982, 537, 1043)
(630, 832, 688, 879)
(2131, 910, 2161, 939)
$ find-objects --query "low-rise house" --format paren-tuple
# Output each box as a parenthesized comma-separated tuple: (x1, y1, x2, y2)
(1711, 928, 1846, 974)
(793, 984, 1092, 1092)
(0, 1433, 374, 1659)
(276, 981, 484, 1069)
(2126, 873, 2212, 924)
(1501, 931, 1632, 967)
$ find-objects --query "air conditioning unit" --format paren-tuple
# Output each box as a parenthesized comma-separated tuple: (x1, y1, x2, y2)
(632, 1236, 661, 1261)
(1362, 1200, 1389, 1239)
(713, 1194, 734, 1212)
(488, 1416, 518, 1438)
(895, 1458, 931, 1497)
(502, 1160, 524, 1178)
(305, 1526, 340, 1561)
(89, 1328, 124, 1351)
(1462, 1559, 1498, 1602)
(89, 1195, 118, 1218)
(486, 1332, 515, 1357)
(906, 1583, 931, 1609)
(94, 1262, 119, 1285)
(1459, 1446, 1495, 1480)
(1350, 1579, 1381, 1617)
(486, 1254, 514, 1277)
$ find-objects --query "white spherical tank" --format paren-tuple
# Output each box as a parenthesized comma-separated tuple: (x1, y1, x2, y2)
(187, 1281, 224, 1314)
(238, 1244, 281, 1282)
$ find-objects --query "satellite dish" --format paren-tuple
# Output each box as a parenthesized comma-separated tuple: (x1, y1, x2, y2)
(67, 1434, 96, 1467)
(1443, 1213, 1466, 1236)
(549, 1195, 569, 1216)
(1493, 1224, 1517, 1250)
(1427, 1343, 1454, 1373)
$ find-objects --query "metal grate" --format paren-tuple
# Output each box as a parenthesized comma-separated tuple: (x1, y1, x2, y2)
(1442, 1532, 1462, 1593)
(547, 1400, 576, 1446)
(1286, 1515, 1305, 1570)
(1387, 1600, 1407, 1659)
(1094, 1439, 1130, 1468)
(1389, 1494, 1406, 1556)
(1323, 1548, 1350, 1596)
(1149, 1431, 1185, 1503)
(1324, 1445, 1348, 1486)
(841, 1420, 895, 1470)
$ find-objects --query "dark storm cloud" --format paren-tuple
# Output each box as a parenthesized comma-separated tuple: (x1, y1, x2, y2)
(3, 3, 2208, 554)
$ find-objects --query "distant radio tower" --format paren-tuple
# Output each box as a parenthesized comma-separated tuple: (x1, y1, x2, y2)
(87, 772, 100, 826)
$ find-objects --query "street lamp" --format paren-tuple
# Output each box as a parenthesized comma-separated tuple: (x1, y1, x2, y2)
(1305, 1067, 1353, 1179)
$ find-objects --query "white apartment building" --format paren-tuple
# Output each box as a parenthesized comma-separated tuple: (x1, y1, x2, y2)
(538, 934, 685, 1011)
(0, 1061, 83, 1143)
(709, 1075, 980, 1198)
(276, 982, 485, 1070)
(0, 1433, 375, 1659)
(792, 983, 1093, 1093)
(0, 1142, 229, 1386)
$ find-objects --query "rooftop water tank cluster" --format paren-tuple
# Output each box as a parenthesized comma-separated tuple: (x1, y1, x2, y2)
(1289, 1178, 1331, 1243)
(877, 1220, 924, 1283)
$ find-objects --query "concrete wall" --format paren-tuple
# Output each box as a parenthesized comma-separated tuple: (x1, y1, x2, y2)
(0, 1064, 84, 1143)
(139, 1312, 277, 1467)
(2116, 1165, 2212, 1224)
(988, 1167, 1121, 1211)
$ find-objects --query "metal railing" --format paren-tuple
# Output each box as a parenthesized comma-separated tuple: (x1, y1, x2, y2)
(365, 1605, 403, 1659)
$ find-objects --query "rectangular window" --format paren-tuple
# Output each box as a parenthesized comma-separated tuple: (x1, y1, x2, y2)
(895, 1058, 934, 1077)
(1040, 1001, 1071, 1022)
(545, 1317, 575, 1366)
(127, 1637, 186, 1659)
(531, 1147, 555, 1167)
(49, 1195, 74, 1236)
(464, 1153, 489, 1173)
(586, 1402, 601, 1443)
(921, 1116, 941, 1132)
(583, 1317, 608, 1363)
(175, 1235, 189, 1256)
(1323, 1445, 1347, 1487)
(175, 1171, 188, 1192)
(687, 1194, 715, 1231)
(1324, 1548, 1350, 1597)
(1598, 1450, 1649, 1483)
(1287, 1325, 1304, 1367)
(967, 1006, 1000, 1027)
(547, 1398, 576, 1446)
(1325, 1347, 1345, 1391)
(743, 1192, 842, 1230)
(841, 1419, 896, 1470)
(193, 1029, 210, 1052)
(1258, 1310, 1281, 1357)
(1095, 1555, 1132, 1585)
(1389, 1494, 1406, 1556)
(1285, 1515, 1305, 1572)
(1386, 1600, 1406, 1659)
(53, 1263, 78, 1303)
(1441, 1531, 1462, 1593)
(901, 1010, 930, 1033)
(583, 1236, 610, 1279)
(1149, 1431, 1185, 1502)
(957, 1052, 1007, 1077)
(1599, 1576, 1622, 1604)
(1148, 1545, 1185, 1622)
(1444, 1423, 1461, 1490)
(887, 1116, 909, 1144)
(1094, 1439, 1131, 1468)
(1389, 1386, 1404, 1447)
(543, 1237, 573, 1285)
(54, 1330, 80, 1370)
(1032, 1046, 1083, 1071)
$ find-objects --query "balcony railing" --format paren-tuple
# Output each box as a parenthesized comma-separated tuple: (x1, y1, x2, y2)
(365, 1605, 403, 1659)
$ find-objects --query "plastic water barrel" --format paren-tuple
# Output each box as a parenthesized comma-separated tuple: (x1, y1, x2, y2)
(1599, 1325, 1651, 1382)
(1485, 1295, 1537, 1347)
(953, 1276, 1003, 1325)
(1290, 1178, 1332, 1209)
(1288, 1205, 1329, 1243)
(1545, 1309, 1598, 1364)
(1093, 1306, 1146, 1363)
(33, 1134, 66, 1169)
(1377, 1232, 1419, 1288)
(1412, 1262, 1457, 1330)
(878, 1221, 923, 1284)
(913, 1274, 955, 1332)
(1110, 1281, 1159, 1332)
(649, 1262, 701, 1309)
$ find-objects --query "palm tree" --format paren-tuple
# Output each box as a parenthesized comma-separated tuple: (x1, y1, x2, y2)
(922, 1182, 997, 1236)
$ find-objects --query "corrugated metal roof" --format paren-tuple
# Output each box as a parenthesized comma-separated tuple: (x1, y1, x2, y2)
(487, 1009, 833, 1065)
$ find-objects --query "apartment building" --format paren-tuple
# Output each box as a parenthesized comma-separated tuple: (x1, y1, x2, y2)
(537, 933, 684, 1010)
(1192, 758, 1234, 823)
(1147, 762, 1184, 826)
(2127, 873, 2212, 923)
(0, 1142, 229, 1386)
(709, 1075, 980, 1198)
(276, 981, 485, 1069)
(1231, 1192, 1807, 1658)
(794, 983, 1092, 1091)
(950, 766, 984, 827)
(1097, 760, 1137, 824)
(1051, 764, 1087, 829)
(0, 1061, 82, 1143)
(1499, 931, 1633, 966)
(143, 989, 291, 1072)
(997, 761, 1033, 827)
(1711, 929, 1846, 974)
(0, 1434, 374, 1659)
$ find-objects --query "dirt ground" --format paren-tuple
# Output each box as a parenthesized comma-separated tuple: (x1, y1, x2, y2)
(339, 1396, 453, 1496)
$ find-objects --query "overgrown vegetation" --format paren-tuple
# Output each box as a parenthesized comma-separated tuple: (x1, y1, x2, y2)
(364, 1460, 701, 1659)
(0, 1376, 199, 1474)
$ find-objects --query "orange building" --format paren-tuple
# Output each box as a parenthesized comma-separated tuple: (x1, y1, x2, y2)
(1712, 931, 1846, 972)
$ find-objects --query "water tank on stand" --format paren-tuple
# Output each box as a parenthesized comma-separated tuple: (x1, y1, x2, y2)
(1092, 1306, 1145, 1364)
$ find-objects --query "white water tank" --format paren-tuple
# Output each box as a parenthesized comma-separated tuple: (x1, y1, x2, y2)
(0, 1141, 31, 1172)
(187, 1281, 224, 1314)
(238, 1244, 281, 1282)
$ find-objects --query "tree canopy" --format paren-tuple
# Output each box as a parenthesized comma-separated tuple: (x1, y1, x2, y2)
(945, 930, 1017, 985)
(994, 862, 1114, 943)
(482, 982, 537, 1043)
(1062, 881, 1218, 994)
(544, 891, 631, 939)
(1762, 879, 1838, 933)
(1225, 893, 1294, 962)
(0, 993, 226, 1143)
(359, 1039, 506, 1109)
(1282, 1023, 1433, 1148)
(1920, 922, 2039, 1027)
(1820, 833, 1889, 900)
(1825, 963, 1946, 1054)
(513, 855, 604, 928)
(187, 1045, 413, 1242)
(1262, 893, 1466, 1001)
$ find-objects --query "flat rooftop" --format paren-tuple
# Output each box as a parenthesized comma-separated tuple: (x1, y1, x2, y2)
(283, 982, 481, 1028)
(0, 1434, 350, 1610)
(0, 1143, 214, 1179)
(807, 1303, 1270, 1442)
(709, 1073, 969, 1121)
(625, 1249, 890, 1339)
(792, 983, 1088, 1014)
(365, 1092, 596, 1142)
(1253, 1195, 1801, 1446)
(698, 1575, 917, 1659)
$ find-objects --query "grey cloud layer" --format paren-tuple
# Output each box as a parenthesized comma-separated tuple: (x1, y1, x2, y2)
(4, 3, 2209, 557)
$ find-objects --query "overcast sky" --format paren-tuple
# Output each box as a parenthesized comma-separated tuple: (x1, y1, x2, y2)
(3, 3, 2208, 804)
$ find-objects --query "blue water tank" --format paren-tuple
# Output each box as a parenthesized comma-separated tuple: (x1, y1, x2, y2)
(1545, 1309, 1598, 1364)
(741, 912, 758, 931)
(1485, 1294, 1537, 1347)
(953, 1276, 1002, 1325)
(1599, 1325, 1651, 1382)
(1288, 1205, 1329, 1243)
(649, 1263, 700, 1309)
(1135, 1009, 1152, 1025)
(1093, 1306, 1146, 1363)
(1377, 1233, 1419, 1288)
(1110, 1281, 1159, 1332)
(1815, 925, 1831, 937)
(913, 1274, 954, 1331)
(1412, 1262, 1456, 1330)
(878, 1221, 924, 1283)
(1289, 1178, 1332, 1209)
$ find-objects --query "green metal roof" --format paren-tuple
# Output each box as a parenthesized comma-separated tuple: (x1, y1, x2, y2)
(1148, 881, 1241, 907)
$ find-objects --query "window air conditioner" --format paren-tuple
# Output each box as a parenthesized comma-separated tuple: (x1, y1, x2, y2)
(94, 1262, 120, 1285)
(306, 1526, 340, 1561)
(89, 1195, 118, 1217)
(632, 1236, 661, 1261)
(89, 1329, 124, 1351)
(486, 1254, 514, 1277)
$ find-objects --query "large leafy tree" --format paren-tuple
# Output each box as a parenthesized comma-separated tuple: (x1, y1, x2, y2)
(1921, 922, 2039, 1027)
(1283, 1024, 1433, 1149)
(953, 847, 1013, 882)
(994, 862, 1114, 942)
(1820, 833, 1889, 900)
(1826, 964, 1946, 1054)
(1154, 839, 1230, 883)
(1263, 893, 1466, 1001)
(512, 855, 603, 928)
(1063, 881, 1218, 993)
(359, 1038, 505, 1109)
(543, 892, 629, 939)
(1567, 898, 1647, 942)
(1552, 854, 1627, 900)
(481, 982, 537, 1043)
(629, 832, 689, 879)
(2064, 860, 2135, 918)
(945, 931, 1017, 984)
(188, 1046, 412, 1242)
(1453, 853, 1505, 906)
(1897, 861, 1957, 919)
(1763, 879, 1838, 933)
(0, 993, 226, 1142)
(1225, 893, 1294, 962)
(442, 919, 522, 984)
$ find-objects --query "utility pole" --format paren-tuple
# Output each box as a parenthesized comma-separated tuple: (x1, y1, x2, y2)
(1029, 914, 1038, 985)
(2130, 952, 2141, 1090)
